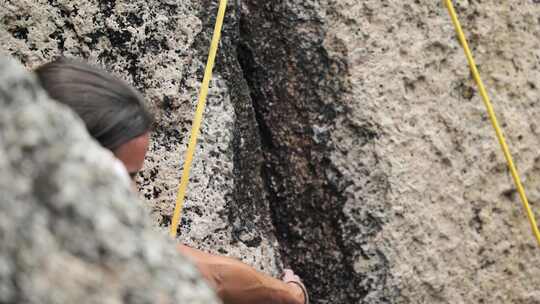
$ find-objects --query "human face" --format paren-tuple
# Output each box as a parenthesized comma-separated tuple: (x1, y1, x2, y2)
(113, 132, 150, 179)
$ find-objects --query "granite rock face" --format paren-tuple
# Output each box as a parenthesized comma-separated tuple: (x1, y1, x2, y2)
(0, 0, 283, 274)
(3, 0, 540, 303)
(239, 1, 540, 303)
(0, 57, 219, 304)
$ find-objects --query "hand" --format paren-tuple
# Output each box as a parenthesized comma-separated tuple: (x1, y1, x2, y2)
(282, 269, 308, 304)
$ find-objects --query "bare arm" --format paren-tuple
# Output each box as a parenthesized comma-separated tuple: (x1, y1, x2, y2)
(177, 245, 304, 304)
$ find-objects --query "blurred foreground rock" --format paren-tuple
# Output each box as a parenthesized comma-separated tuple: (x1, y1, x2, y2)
(0, 57, 219, 304)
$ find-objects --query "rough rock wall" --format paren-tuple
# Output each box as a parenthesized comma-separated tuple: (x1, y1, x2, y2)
(3, 0, 540, 303)
(239, 0, 540, 303)
(0, 0, 282, 274)
(0, 57, 219, 304)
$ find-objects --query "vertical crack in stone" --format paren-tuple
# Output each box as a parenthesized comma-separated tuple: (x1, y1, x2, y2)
(194, 1, 284, 265)
(236, 41, 290, 263)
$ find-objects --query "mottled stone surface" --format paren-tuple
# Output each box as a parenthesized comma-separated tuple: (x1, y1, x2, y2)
(0, 57, 219, 304)
(239, 0, 540, 303)
(3, 0, 540, 303)
(0, 0, 283, 275)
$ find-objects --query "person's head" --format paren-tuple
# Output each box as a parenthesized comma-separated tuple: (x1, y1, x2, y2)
(35, 58, 154, 178)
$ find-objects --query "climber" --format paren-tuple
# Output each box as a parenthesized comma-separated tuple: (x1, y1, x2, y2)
(34, 58, 309, 304)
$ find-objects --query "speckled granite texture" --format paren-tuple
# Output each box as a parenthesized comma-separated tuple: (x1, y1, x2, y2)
(2, 0, 540, 303)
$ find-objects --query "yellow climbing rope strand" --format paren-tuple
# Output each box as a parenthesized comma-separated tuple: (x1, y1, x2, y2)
(170, 0, 228, 238)
(444, 0, 540, 247)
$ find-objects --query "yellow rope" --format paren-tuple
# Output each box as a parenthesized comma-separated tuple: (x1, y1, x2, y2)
(444, 0, 540, 247)
(169, 0, 228, 238)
